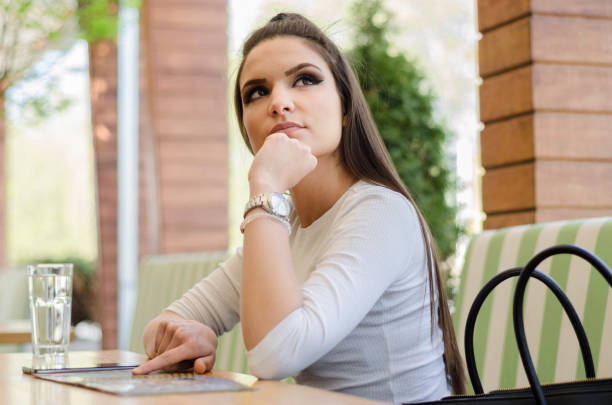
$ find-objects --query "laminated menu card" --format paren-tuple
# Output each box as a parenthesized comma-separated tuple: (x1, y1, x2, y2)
(24, 367, 253, 396)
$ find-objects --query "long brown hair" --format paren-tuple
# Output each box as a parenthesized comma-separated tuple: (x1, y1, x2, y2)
(233, 12, 466, 394)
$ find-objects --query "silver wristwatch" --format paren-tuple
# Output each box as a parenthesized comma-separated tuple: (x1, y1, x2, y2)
(243, 192, 291, 219)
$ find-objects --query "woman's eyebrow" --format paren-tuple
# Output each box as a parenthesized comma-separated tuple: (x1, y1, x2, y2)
(241, 78, 266, 94)
(241, 63, 321, 93)
(284, 63, 321, 76)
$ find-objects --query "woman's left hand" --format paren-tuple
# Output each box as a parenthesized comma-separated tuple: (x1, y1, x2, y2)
(132, 318, 218, 375)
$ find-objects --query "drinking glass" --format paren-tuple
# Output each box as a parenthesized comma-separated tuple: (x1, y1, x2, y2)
(27, 264, 73, 360)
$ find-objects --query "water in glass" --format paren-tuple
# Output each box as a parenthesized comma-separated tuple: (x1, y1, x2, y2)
(28, 264, 73, 358)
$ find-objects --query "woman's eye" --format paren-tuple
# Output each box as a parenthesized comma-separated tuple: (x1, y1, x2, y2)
(244, 87, 267, 103)
(295, 74, 322, 87)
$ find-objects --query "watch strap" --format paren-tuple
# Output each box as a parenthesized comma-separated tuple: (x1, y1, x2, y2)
(243, 192, 290, 219)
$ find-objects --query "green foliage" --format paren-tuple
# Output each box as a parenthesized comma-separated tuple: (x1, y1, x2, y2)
(1, 0, 137, 122)
(21, 257, 97, 325)
(6, 66, 74, 124)
(347, 0, 463, 264)
(0, 0, 74, 95)
(76, 0, 117, 43)
(76, 0, 141, 42)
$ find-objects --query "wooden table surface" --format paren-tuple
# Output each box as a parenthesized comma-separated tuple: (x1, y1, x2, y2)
(0, 350, 387, 405)
(0, 320, 31, 344)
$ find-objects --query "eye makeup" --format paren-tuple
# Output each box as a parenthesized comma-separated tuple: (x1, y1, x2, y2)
(294, 72, 323, 87)
(241, 65, 325, 105)
(243, 86, 268, 104)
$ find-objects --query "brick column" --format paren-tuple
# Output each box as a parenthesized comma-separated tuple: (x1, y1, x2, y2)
(90, 40, 120, 348)
(478, 0, 612, 229)
(142, 0, 228, 253)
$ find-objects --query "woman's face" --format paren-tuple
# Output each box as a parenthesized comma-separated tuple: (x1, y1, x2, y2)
(239, 36, 344, 158)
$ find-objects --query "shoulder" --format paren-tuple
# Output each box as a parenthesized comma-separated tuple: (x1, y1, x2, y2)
(339, 180, 417, 222)
(328, 181, 421, 246)
(345, 180, 408, 203)
(328, 181, 426, 277)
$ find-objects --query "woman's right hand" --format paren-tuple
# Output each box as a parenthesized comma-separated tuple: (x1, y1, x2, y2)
(132, 310, 218, 375)
(248, 132, 318, 194)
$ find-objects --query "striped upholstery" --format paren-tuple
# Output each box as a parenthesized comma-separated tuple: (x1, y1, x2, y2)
(129, 252, 249, 374)
(453, 217, 612, 392)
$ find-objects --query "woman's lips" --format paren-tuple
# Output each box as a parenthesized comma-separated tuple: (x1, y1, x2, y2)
(278, 126, 303, 136)
(269, 122, 304, 135)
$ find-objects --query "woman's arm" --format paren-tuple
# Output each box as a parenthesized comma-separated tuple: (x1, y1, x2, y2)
(241, 209, 301, 349)
(241, 133, 317, 350)
(246, 190, 422, 379)
(166, 252, 243, 336)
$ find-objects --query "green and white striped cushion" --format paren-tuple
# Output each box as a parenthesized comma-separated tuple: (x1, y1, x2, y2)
(453, 217, 612, 392)
(128, 251, 249, 374)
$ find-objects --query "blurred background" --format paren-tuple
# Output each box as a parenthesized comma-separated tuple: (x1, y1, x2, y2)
(1, 0, 609, 351)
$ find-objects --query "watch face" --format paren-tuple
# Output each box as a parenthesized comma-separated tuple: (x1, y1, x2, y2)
(270, 193, 290, 216)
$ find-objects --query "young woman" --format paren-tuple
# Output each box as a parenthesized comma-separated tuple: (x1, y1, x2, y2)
(133, 12, 465, 403)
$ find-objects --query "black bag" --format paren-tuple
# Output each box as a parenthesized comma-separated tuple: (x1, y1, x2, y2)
(414, 244, 612, 405)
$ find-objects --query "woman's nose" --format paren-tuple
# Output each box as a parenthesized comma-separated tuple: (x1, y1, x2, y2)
(267, 87, 294, 116)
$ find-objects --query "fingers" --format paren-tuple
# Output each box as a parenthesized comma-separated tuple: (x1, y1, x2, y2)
(251, 134, 318, 192)
(307, 153, 318, 169)
(265, 131, 288, 142)
(154, 318, 188, 358)
(161, 359, 193, 373)
(193, 354, 216, 374)
(143, 338, 155, 359)
(152, 320, 168, 357)
(155, 322, 176, 358)
(133, 321, 218, 376)
(132, 345, 189, 375)
(143, 311, 186, 359)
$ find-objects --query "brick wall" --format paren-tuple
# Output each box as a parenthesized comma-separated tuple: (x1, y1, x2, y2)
(144, 0, 228, 253)
(477, 0, 612, 229)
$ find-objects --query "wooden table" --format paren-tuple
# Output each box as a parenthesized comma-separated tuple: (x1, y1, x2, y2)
(0, 320, 31, 344)
(0, 320, 76, 345)
(0, 350, 387, 404)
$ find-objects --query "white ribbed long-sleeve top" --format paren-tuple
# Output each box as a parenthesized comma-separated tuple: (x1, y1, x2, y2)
(167, 181, 450, 403)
